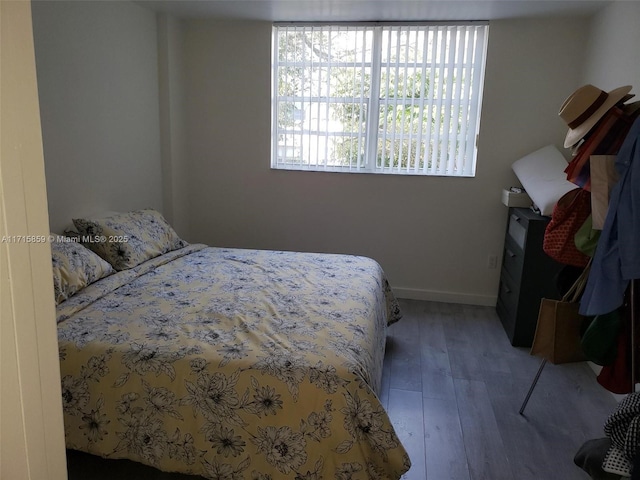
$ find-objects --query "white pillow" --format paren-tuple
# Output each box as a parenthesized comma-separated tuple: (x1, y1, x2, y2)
(511, 144, 576, 216)
(51, 237, 114, 304)
(72, 209, 187, 271)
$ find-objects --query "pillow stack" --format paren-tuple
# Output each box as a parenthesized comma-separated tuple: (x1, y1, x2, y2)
(52, 209, 186, 304)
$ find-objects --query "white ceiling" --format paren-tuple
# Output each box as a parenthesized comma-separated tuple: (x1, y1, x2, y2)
(138, 0, 614, 21)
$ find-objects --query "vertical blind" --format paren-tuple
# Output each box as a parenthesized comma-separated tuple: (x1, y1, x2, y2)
(272, 23, 488, 176)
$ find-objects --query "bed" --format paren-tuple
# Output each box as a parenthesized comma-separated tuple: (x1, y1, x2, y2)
(53, 209, 411, 479)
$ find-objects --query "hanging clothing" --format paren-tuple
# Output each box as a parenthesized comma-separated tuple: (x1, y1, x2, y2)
(602, 391, 640, 477)
(580, 116, 640, 316)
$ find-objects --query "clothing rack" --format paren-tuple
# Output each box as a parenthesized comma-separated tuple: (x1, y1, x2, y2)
(519, 358, 547, 415)
(632, 280, 637, 393)
(519, 107, 640, 415)
(520, 279, 639, 415)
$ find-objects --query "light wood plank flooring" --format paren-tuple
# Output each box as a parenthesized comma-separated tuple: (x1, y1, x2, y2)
(67, 299, 617, 479)
(383, 299, 618, 480)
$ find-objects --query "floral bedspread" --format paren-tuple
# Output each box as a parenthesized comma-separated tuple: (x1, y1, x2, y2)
(57, 245, 410, 479)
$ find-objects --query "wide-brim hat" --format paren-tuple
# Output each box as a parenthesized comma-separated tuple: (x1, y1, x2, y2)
(559, 84, 633, 148)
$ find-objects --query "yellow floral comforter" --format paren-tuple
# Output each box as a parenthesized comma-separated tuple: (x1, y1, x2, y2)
(57, 245, 410, 479)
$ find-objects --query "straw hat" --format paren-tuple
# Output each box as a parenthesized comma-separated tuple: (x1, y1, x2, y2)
(559, 84, 633, 148)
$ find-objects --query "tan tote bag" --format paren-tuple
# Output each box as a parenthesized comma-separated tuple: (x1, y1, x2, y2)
(530, 262, 591, 364)
(590, 155, 618, 230)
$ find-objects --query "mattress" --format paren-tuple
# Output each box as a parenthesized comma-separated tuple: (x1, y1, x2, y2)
(57, 244, 410, 479)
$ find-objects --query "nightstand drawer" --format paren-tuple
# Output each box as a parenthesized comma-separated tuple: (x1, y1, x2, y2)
(496, 270, 518, 341)
(497, 268, 519, 315)
(502, 236, 524, 281)
(507, 211, 528, 250)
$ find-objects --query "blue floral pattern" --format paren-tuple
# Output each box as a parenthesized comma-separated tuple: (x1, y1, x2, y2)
(72, 209, 187, 271)
(51, 239, 114, 304)
(57, 245, 409, 479)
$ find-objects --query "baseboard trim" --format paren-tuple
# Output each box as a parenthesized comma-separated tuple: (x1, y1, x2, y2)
(393, 287, 497, 307)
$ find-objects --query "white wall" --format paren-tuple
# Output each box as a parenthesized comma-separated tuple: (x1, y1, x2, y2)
(158, 14, 190, 238)
(181, 17, 589, 305)
(582, 1, 640, 90)
(31, 1, 164, 234)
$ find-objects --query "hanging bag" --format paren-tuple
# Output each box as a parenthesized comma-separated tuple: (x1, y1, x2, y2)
(574, 214, 601, 258)
(581, 310, 621, 366)
(590, 155, 619, 230)
(530, 261, 591, 364)
(543, 188, 592, 267)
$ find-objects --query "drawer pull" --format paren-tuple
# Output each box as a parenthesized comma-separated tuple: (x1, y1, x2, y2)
(506, 249, 516, 258)
(510, 214, 521, 223)
(501, 284, 511, 294)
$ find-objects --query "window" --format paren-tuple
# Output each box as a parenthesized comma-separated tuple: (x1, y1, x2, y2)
(271, 23, 488, 176)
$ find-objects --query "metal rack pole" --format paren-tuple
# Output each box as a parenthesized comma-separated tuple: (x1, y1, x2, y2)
(632, 279, 636, 392)
(519, 358, 547, 415)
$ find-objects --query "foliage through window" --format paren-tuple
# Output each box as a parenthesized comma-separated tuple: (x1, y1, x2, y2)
(271, 23, 488, 176)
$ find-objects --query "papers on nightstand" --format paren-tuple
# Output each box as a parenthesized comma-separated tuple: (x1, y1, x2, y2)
(502, 188, 532, 208)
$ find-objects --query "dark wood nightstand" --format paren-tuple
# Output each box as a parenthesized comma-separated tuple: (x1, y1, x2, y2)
(496, 207, 564, 347)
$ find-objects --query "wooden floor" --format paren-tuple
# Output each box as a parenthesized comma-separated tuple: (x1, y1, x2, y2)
(67, 299, 617, 480)
(383, 299, 617, 480)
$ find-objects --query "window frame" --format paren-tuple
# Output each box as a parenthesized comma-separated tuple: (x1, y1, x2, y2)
(271, 22, 489, 177)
